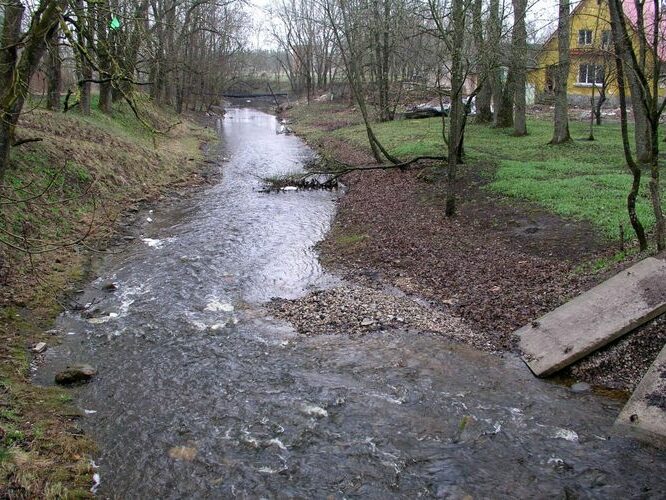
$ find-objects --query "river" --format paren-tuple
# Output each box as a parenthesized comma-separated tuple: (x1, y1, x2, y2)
(36, 108, 665, 498)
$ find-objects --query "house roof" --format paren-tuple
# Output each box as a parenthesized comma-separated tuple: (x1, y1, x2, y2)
(537, 0, 666, 60)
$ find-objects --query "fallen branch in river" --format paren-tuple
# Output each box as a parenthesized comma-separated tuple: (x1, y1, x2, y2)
(260, 155, 446, 192)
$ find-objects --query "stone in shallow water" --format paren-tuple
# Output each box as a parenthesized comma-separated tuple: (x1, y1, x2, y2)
(168, 446, 197, 461)
(33, 342, 47, 354)
(101, 281, 118, 292)
(571, 382, 591, 393)
(55, 364, 97, 385)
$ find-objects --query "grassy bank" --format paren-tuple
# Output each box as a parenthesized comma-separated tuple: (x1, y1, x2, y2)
(290, 103, 664, 242)
(0, 99, 214, 497)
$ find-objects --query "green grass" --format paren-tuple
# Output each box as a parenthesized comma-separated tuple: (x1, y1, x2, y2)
(310, 108, 663, 240)
(335, 233, 368, 246)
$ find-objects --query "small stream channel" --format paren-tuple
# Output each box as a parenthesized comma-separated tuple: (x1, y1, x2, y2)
(36, 108, 665, 498)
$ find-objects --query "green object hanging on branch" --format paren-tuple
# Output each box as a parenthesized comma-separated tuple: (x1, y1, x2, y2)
(110, 16, 121, 30)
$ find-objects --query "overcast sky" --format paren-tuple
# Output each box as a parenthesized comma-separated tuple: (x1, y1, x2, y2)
(245, 0, 563, 50)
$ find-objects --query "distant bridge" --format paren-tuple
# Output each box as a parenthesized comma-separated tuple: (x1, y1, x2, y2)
(222, 93, 289, 99)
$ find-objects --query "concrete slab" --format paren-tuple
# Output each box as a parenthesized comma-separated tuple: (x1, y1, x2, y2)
(515, 257, 666, 376)
(615, 344, 666, 448)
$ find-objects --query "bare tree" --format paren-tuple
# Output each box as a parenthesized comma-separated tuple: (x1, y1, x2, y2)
(0, 0, 68, 176)
(608, 0, 664, 250)
(426, 0, 477, 216)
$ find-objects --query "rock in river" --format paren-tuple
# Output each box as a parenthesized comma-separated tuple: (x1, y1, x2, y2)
(55, 364, 97, 385)
(570, 382, 592, 393)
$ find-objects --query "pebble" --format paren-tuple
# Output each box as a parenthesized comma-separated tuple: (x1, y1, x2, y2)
(101, 281, 119, 292)
(168, 446, 197, 461)
(570, 382, 592, 393)
(33, 342, 47, 353)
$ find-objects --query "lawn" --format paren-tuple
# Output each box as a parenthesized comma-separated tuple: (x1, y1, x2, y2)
(293, 103, 664, 241)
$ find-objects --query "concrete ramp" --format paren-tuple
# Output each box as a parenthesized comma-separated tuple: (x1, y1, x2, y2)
(515, 257, 666, 377)
(615, 344, 666, 447)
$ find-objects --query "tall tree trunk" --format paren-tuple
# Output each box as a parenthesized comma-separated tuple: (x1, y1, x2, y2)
(495, 68, 514, 128)
(550, 0, 571, 144)
(97, 0, 112, 114)
(74, 0, 91, 115)
(512, 0, 528, 136)
(0, 0, 66, 176)
(632, 95, 652, 164)
(0, 0, 24, 169)
(473, 0, 492, 123)
(649, 124, 665, 250)
(608, 0, 648, 250)
(46, 30, 61, 111)
(447, 0, 465, 217)
(488, 0, 502, 124)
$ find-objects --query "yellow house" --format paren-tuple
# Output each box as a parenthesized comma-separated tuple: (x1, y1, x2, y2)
(529, 0, 664, 105)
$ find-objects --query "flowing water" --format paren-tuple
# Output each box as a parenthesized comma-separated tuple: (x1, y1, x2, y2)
(37, 108, 665, 498)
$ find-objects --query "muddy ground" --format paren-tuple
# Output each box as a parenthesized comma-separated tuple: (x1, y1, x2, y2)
(271, 108, 665, 393)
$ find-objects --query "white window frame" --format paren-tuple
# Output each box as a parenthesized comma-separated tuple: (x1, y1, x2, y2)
(576, 64, 604, 86)
(578, 29, 593, 46)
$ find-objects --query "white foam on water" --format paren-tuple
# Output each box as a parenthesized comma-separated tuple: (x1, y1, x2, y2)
(204, 300, 234, 313)
(88, 315, 115, 324)
(191, 321, 207, 331)
(371, 393, 404, 405)
(142, 238, 163, 248)
(91, 472, 101, 494)
(553, 428, 579, 442)
(266, 438, 287, 451)
(301, 404, 328, 418)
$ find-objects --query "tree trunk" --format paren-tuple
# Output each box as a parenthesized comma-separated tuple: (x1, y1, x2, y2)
(0, 118, 13, 175)
(74, 0, 91, 115)
(488, 0, 502, 124)
(649, 129, 665, 250)
(595, 90, 606, 125)
(495, 68, 514, 128)
(447, 0, 465, 217)
(475, 83, 493, 123)
(608, 0, 648, 250)
(550, 0, 571, 144)
(473, 0, 492, 124)
(632, 96, 652, 164)
(97, 0, 112, 114)
(46, 30, 61, 111)
(512, 0, 528, 136)
(0, 0, 66, 176)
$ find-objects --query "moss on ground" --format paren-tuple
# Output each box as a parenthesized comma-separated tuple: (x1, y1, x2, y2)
(0, 99, 215, 497)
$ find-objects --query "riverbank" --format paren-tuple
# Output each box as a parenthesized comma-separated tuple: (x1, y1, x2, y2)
(0, 102, 215, 497)
(275, 101, 665, 393)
